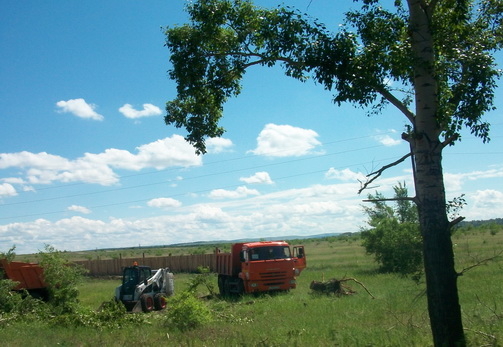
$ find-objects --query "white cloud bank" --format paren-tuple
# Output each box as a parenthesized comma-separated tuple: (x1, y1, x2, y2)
(56, 98, 104, 121)
(118, 103, 162, 119)
(1, 166, 502, 254)
(0, 181, 364, 254)
(249, 124, 322, 157)
(0, 135, 202, 186)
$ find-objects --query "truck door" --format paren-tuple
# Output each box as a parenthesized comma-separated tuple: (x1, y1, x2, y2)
(292, 246, 307, 273)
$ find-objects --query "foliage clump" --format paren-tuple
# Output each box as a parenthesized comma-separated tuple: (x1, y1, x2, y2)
(38, 245, 88, 315)
(1, 245, 148, 330)
(165, 290, 213, 331)
(186, 266, 217, 297)
(361, 183, 423, 276)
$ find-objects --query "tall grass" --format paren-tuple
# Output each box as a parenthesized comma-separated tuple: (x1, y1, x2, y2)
(1, 227, 501, 346)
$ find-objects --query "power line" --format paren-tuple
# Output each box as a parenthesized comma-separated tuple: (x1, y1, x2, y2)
(0, 154, 408, 221)
(1, 133, 394, 207)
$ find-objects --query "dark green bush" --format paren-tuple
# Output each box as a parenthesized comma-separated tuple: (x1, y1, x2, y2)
(165, 291, 213, 331)
(361, 183, 423, 276)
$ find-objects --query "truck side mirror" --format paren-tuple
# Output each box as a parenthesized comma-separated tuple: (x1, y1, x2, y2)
(240, 251, 246, 262)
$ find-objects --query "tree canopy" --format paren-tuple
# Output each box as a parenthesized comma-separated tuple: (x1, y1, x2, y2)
(165, 0, 502, 154)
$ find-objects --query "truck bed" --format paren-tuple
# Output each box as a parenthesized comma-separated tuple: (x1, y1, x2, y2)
(0, 259, 46, 290)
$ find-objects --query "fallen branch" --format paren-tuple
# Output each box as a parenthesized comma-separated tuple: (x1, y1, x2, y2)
(310, 277, 375, 299)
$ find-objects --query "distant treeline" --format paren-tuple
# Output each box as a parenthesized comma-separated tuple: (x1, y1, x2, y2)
(460, 218, 503, 227)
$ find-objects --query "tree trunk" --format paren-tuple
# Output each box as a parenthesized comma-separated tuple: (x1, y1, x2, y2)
(414, 144, 465, 347)
(407, 1, 466, 345)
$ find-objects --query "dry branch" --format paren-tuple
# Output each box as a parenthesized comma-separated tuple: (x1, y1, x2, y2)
(310, 277, 375, 299)
(457, 250, 503, 277)
(358, 153, 412, 194)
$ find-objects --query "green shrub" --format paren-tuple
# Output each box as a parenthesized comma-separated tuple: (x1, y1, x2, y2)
(361, 183, 423, 276)
(38, 245, 87, 314)
(0, 278, 23, 313)
(186, 266, 217, 296)
(165, 291, 213, 331)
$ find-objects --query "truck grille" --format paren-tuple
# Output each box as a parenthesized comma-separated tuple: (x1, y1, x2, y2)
(259, 271, 288, 284)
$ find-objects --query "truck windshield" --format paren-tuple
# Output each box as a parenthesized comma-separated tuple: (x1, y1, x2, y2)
(249, 246, 291, 260)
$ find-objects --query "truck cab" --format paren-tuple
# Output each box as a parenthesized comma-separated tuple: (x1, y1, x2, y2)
(216, 241, 306, 296)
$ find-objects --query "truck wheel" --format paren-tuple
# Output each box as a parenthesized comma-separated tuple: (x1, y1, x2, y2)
(223, 277, 231, 297)
(237, 279, 244, 295)
(218, 275, 225, 296)
(140, 294, 154, 312)
(154, 293, 167, 310)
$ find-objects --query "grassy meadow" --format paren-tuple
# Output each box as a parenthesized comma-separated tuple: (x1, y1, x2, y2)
(1, 226, 502, 346)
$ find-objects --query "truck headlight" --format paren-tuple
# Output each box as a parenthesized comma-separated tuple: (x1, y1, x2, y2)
(250, 283, 258, 288)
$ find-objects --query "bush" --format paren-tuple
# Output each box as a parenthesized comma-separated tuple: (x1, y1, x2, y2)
(0, 278, 23, 313)
(361, 183, 423, 276)
(362, 219, 423, 275)
(186, 266, 217, 296)
(165, 291, 213, 331)
(38, 245, 87, 314)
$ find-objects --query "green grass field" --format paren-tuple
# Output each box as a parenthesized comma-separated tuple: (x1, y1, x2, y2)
(1, 227, 502, 346)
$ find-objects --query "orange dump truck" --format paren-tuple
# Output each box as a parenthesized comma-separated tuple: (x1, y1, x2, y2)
(216, 241, 306, 295)
(0, 259, 48, 299)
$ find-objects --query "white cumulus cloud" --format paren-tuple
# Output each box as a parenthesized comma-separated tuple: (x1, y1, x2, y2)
(68, 205, 91, 214)
(374, 134, 401, 146)
(0, 183, 17, 197)
(56, 98, 104, 121)
(249, 123, 322, 157)
(325, 168, 366, 182)
(147, 197, 182, 209)
(209, 186, 260, 199)
(240, 172, 274, 185)
(206, 137, 234, 154)
(118, 103, 162, 119)
(465, 189, 503, 220)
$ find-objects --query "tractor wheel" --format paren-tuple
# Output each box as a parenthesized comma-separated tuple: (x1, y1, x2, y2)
(154, 293, 167, 310)
(140, 294, 154, 313)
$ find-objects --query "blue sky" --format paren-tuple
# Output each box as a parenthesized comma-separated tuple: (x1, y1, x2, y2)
(1, 1, 502, 254)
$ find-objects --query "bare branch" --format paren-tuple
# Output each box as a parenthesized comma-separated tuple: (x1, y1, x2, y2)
(242, 59, 266, 68)
(358, 153, 412, 194)
(449, 216, 465, 229)
(457, 250, 503, 277)
(363, 197, 416, 203)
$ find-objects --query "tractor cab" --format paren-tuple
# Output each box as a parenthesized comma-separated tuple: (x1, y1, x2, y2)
(120, 264, 152, 301)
